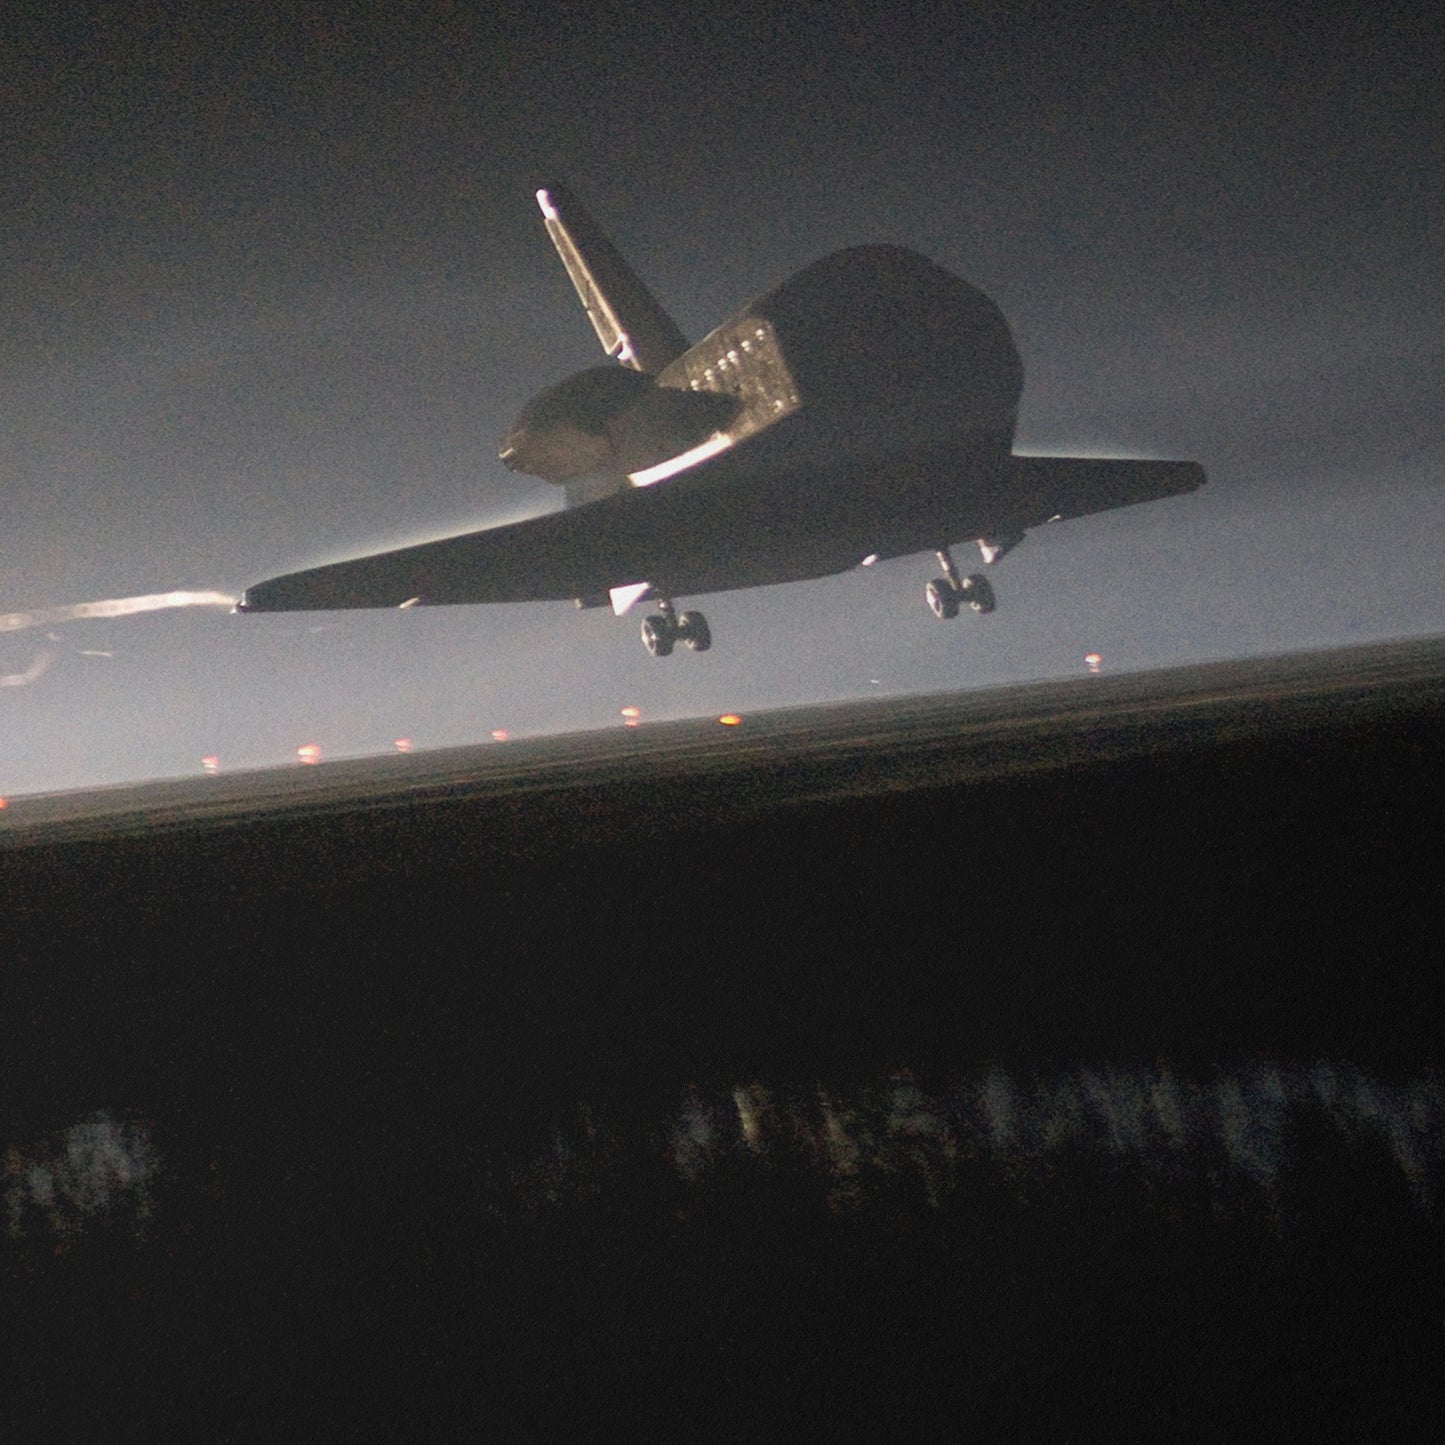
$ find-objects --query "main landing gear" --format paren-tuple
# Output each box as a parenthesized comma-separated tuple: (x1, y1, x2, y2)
(640, 597, 711, 657)
(925, 546, 996, 621)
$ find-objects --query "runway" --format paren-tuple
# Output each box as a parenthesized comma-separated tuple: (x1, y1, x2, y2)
(5, 632, 1444, 852)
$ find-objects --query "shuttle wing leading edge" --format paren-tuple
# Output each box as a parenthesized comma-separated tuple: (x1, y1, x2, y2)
(238, 506, 615, 613)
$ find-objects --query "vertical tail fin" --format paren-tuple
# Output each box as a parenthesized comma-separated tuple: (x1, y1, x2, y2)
(536, 184, 688, 375)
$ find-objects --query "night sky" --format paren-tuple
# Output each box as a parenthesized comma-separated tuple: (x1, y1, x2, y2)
(2, 0, 1440, 794)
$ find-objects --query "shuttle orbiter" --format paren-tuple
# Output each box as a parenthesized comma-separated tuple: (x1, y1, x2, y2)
(239, 185, 1204, 655)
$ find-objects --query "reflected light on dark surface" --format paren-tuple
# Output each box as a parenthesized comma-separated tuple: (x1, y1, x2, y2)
(16, 1066, 1431, 1255)
(503, 1062, 1444, 1218)
(3, 1113, 157, 1250)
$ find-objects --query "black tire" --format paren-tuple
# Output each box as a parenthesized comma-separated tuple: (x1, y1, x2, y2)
(959, 574, 996, 614)
(678, 610, 711, 652)
(641, 615, 674, 656)
(925, 580, 960, 620)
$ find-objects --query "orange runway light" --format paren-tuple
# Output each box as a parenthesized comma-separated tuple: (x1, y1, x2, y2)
(296, 744, 322, 765)
(717, 714, 743, 727)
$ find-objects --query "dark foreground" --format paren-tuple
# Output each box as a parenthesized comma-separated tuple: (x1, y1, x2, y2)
(4, 639, 1444, 1438)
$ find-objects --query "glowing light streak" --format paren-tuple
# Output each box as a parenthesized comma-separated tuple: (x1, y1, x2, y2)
(201, 756, 221, 775)
(490, 729, 510, 742)
(1085, 652, 1103, 674)
(621, 706, 641, 728)
(1, 652, 52, 689)
(627, 431, 733, 487)
(717, 714, 743, 727)
(394, 738, 413, 753)
(296, 744, 321, 765)
(0, 590, 236, 635)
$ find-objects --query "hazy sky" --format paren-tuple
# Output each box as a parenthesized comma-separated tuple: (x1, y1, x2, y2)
(2, 1, 1441, 793)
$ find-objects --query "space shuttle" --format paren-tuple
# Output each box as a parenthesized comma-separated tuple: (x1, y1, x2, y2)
(239, 185, 1204, 656)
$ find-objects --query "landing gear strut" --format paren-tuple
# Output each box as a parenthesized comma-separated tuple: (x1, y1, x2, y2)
(640, 597, 711, 657)
(924, 548, 995, 621)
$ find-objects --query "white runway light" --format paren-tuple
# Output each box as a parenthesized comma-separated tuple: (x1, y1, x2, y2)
(0, 590, 237, 635)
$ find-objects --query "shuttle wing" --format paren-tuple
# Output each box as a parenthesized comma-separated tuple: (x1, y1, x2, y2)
(238, 455, 1209, 616)
(238, 505, 625, 613)
(1010, 457, 1205, 528)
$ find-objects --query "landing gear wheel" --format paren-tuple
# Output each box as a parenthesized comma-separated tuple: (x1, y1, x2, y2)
(677, 610, 711, 652)
(959, 574, 996, 614)
(641, 615, 675, 657)
(925, 580, 960, 620)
